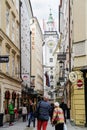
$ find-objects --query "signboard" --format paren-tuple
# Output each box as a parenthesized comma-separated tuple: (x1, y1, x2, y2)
(69, 71, 77, 83)
(59, 77, 65, 83)
(22, 75, 28, 81)
(57, 53, 66, 60)
(77, 79, 83, 88)
(0, 55, 9, 63)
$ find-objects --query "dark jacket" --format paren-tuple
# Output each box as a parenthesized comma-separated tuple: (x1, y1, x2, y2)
(36, 100, 51, 121)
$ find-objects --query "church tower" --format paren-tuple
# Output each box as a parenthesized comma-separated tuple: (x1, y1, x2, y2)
(43, 9, 58, 101)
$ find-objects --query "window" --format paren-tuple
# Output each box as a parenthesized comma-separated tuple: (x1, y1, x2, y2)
(49, 58, 53, 62)
(15, 57, 20, 78)
(0, 43, 2, 70)
(6, 48, 10, 73)
(6, 7, 10, 36)
(16, 0, 19, 12)
(49, 49, 52, 53)
(12, 15, 15, 42)
(51, 85, 53, 89)
(12, 53, 15, 76)
(16, 23, 19, 47)
(12, 0, 15, 4)
(50, 75, 53, 79)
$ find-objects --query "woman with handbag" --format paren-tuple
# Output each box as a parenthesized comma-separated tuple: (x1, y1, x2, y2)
(52, 102, 64, 130)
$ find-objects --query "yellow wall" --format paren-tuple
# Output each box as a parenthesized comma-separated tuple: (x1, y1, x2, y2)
(71, 71, 85, 126)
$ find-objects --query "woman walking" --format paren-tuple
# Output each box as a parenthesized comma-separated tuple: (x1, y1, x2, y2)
(52, 102, 64, 130)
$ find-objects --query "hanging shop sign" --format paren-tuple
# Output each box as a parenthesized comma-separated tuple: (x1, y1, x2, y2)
(0, 55, 9, 63)
(69, 71, 77, 83)
(57, 53, 66, 60)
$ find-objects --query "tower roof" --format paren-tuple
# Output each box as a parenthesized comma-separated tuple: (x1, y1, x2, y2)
(47, 9, 54, 24)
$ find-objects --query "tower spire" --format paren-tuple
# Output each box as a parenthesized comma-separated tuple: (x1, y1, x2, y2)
(47, 9, 55, 31)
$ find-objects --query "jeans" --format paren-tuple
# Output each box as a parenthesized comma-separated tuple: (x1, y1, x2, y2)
(55, 123, 64, 130)
(28, 113, 35, 127)
(9, 114, 14, 124)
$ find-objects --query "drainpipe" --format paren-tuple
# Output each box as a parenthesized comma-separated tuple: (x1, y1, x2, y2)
(30, 31, 32, 88)
(69, 0, 71, 73)
(19, 0, 22, 80)
(68, 0, 71, 119)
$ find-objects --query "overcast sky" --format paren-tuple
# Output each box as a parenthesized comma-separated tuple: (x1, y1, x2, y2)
(30, 0, 60, 31)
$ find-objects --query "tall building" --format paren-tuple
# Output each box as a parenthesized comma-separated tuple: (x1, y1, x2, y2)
(0, 0, 21, 122)
(58, 0, 70, 107)
(71, 0, 87, 126)
(21, 0, 33, 89)
(43, 9, 58, 101)
(30, 17, 43, 96)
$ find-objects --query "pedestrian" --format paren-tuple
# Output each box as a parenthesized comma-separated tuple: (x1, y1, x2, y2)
(52, 102, 64, 130)
(35, 95, 51, 130)
(14, 107, 18, 120)
(27, 99, 35, 127)
(22, 103, 27, 122)
(8, 100, 14, 126)
(60, 99, 68, 123)
(50, 103, 54, 122)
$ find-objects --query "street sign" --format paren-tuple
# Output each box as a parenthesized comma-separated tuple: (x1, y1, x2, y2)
(0, 55, 9, 63)
(77, 79, 83, 88)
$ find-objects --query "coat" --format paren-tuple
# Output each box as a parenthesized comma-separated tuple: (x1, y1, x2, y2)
(36, 100, 51, 121)
(8, 103, 14, 115)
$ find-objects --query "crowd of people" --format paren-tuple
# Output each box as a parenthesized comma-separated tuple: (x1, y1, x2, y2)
(7, 96, 68, 130)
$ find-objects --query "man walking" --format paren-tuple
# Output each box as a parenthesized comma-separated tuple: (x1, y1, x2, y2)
(60, 99, 68, 123)
(36, 95, 51, 130)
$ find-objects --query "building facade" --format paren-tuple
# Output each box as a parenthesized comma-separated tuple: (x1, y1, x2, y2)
(71, 0, 87, 126)
(30, 17, 43, 96)
(58, 0, 87, 126)
(0, 0, 21, 122)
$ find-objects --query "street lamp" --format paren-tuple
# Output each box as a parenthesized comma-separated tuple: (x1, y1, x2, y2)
(59, 60, 64, 69)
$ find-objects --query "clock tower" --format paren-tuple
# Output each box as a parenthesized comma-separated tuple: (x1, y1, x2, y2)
(43, 9, 58, 101)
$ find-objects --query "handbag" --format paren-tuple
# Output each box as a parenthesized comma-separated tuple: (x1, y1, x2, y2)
(52, 109, 59, 126)
(34, 101, 41, 118)
(64, 123, 67, 130)
(52, 120, 57, 125)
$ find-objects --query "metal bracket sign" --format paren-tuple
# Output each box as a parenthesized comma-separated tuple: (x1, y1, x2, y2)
(57, 53, 66, 60)
(0, 55, 9, 63)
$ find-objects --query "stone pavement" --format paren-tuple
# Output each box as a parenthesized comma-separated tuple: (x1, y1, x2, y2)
(0, 119, 87, 130)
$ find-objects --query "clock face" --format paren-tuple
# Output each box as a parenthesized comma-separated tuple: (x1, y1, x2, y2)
(69, 71, 77, 83)
(47, 42, 54, 48)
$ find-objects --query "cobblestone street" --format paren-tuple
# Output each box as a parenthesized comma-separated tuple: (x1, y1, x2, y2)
(0, 119, 87, 130)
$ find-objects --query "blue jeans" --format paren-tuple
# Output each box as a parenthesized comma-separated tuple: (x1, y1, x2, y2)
(28, 112, 35, 127)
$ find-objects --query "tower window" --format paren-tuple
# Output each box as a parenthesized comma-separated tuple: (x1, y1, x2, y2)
(49, 58, 53, 62)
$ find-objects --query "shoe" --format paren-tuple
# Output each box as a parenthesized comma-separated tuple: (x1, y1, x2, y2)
(26, 125, 30, 127)
(9, 123, 13, 126)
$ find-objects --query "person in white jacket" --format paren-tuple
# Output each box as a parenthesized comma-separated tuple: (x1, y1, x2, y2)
(22, 104, 27, 122)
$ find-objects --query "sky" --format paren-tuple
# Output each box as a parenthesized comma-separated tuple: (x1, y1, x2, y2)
(30, 0, 60, 32)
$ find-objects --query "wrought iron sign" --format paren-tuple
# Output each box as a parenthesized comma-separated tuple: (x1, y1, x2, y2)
(57, 53, 66, 60)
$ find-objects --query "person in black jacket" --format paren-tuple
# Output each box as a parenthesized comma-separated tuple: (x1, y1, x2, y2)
(60, 99, 68, 123)
(27, 99, 35, 127)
